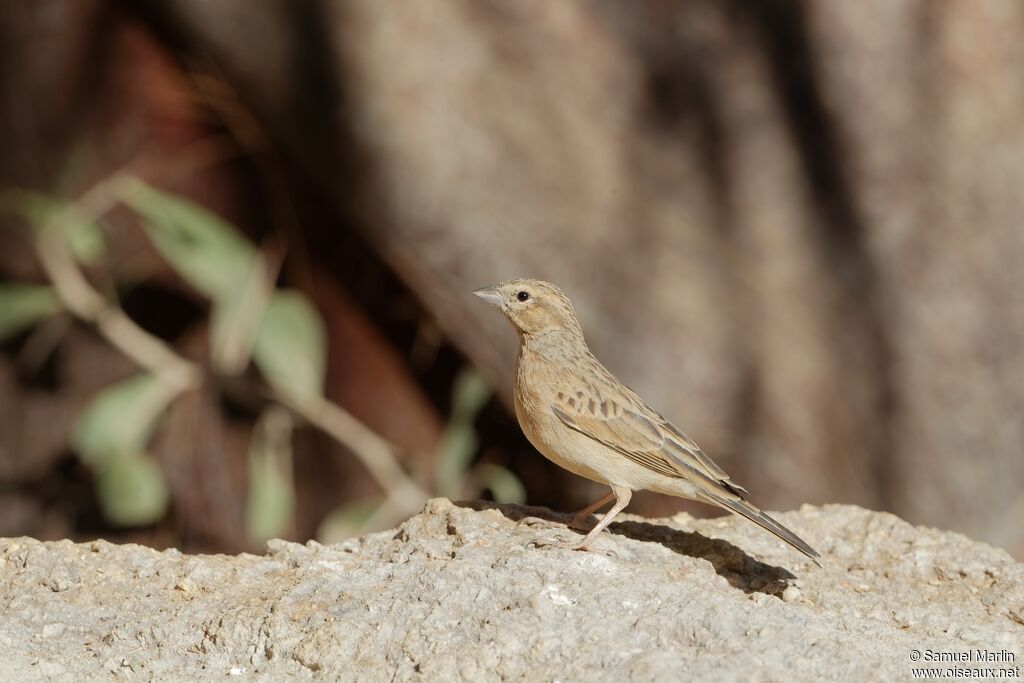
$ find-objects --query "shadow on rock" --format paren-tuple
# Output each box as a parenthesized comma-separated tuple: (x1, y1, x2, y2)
(457, 500, 796, 597)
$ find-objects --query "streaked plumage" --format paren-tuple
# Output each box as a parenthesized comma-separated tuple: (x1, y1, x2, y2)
(474, 278, 820, 565)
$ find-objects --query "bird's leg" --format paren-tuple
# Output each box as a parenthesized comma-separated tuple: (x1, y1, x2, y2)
(528, 486, 632, 553)
(566, 491, 615, 531)
(516, 490, 615, 530)
(573, 486, 631, 550)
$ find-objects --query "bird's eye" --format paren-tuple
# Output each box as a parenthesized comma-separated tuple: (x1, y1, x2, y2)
(516, 291, 530, 302)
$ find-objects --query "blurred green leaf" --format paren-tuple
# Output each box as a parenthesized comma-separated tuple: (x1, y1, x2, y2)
(435, 368, 492, 499)
(435, 425, 479, 500)
(0, 284, 60, 342)
(17, 192, 106, 264)
(72, 374, 176, 466)
(120, 179, 257, 302)
(64, 218, 107, 264)
(316, 497, 382, 544)
(95, 454, 170, 527)
(450, 369, 492, 421)
(210, 254, 272, 376)
(474, 463, 527, 505)
(246, 407, 295, 545)
(252, 290, 327, 403)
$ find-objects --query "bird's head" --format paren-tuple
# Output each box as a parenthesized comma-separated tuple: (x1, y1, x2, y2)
(473, 279, 583, 340)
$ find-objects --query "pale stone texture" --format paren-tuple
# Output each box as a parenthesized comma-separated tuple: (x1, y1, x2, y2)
(1, 499, 1020, 681)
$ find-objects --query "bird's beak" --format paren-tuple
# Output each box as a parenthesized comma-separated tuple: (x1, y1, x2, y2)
(472, 286, 503, 306)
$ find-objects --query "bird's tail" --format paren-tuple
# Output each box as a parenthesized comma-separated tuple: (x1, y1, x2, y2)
(698, 491, 822, 566)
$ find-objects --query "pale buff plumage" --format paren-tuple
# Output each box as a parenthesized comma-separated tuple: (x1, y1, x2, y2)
(474, 278, 820, 565)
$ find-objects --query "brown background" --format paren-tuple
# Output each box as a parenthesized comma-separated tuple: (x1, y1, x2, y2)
(2, 1, 1021, 557)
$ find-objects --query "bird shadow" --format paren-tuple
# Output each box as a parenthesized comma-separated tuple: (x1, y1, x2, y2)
(457, 501, 796, 597)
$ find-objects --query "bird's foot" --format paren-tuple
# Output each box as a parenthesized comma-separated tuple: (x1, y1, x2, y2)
(525, 533, 575, 549)
(525, 534, 618, 558)
(516, 515, 562, 529)
(517, 514, 593, 532)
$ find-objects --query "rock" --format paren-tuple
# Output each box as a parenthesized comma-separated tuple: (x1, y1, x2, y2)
(0, 500, 1020, 681)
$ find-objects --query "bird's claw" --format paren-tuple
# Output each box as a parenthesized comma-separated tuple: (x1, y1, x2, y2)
(517, 515, 559, 529)
(525, 534, 618, 558)
(518, 514, 593, 532)
(525, 533, 575, 549)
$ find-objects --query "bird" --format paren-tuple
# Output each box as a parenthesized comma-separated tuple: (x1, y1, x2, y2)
(473, 278, 821, 565)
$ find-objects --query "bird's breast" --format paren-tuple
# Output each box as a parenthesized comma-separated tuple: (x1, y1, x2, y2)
(513, 354, 611, 485)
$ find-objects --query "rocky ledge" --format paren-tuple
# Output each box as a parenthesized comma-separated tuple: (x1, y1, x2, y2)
(0, 499, 1021, 681)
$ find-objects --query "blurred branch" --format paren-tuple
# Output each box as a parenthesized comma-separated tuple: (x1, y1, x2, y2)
(33, 175, 201, 396)
(24, 137, 237, 388)
(24, 158, 430, 525)
(286, 394, 429, 517)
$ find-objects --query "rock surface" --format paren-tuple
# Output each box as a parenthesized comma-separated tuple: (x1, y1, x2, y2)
(1, 499, 1021, 681)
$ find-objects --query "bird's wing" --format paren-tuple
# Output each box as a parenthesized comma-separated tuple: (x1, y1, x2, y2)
(551, 382, 748, 499)
(656, 419, 749, 497)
